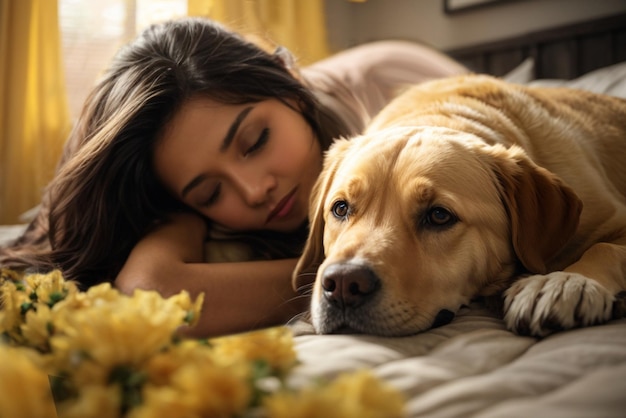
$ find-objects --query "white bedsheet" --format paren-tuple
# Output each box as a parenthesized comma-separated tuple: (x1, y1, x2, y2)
(290, 304, 626, 417)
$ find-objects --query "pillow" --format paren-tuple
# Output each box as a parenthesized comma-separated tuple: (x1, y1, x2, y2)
(502, 57, 535, 84)
(529, 61, 626, 98)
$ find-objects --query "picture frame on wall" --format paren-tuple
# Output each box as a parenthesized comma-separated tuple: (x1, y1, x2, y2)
(443, 0, 510, 14)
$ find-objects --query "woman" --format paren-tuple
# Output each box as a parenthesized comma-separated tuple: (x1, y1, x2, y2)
(1, 17, 467, 337)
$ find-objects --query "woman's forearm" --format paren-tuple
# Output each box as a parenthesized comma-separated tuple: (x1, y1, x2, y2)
(172, 258, 307, 338)
(114, 213, 308, 337)
(118, 256, 307, 338)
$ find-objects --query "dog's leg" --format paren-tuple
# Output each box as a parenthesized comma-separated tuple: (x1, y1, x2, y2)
(503, 241, 626, 337)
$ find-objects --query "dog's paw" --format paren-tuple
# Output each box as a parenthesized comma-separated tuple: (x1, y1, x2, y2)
(503, 272, 614, 337)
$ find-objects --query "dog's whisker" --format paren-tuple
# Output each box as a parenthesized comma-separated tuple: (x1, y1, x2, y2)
(295, 285, 314, 296)
(295, 270, 320, 279)
(273, 293, 311, 315)
(285, 310, 312, 327)
(283, 293, 311, 304)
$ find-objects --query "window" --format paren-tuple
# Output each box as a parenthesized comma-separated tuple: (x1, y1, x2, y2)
(59, 0, 187, 120)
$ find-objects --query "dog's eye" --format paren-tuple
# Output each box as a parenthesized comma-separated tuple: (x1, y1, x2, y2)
(425, 207, 457, 227)
(332, 200, 350, 219)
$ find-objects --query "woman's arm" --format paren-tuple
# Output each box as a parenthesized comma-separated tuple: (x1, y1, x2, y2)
(114, 212, 307, 338)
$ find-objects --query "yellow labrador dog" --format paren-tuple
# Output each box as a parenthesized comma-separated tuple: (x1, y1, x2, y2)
(293, 74, 626, 337)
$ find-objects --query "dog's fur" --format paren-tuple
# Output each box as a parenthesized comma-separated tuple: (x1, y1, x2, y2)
(293, 74, 626, 337)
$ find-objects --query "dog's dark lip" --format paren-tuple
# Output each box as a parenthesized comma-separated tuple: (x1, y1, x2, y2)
(330, 325, 363, 335)
(266, 187, 297, 223)
(431, 309, 456, 328)
(318, 308, 453, 337)
(327, 322, 423, 337)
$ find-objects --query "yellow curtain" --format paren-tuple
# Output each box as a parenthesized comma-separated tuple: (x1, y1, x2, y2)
(188, 0, 330, 66)
(0, 0, 70, 225)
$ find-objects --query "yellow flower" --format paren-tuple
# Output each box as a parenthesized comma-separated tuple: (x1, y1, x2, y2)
(1, 269, 77, 347)
(137, 339, 251, 417)
(0, 279, 31, 341)
(27, 270, 77, 306)
(52, 281, 121, 315)
(0, 345, 57, 418)
(0, 268, 22, 282)
(210, 327, 297, 374)
(56, 385, 121, 418)
(142, 339, 212, 386)
(49, 285, 198, 385)
(173, 358, 251, 416)
(263, 389, 344, 418)
(264, 370, 405, 418)
(20, 303, 54, 351)
(330, 370, 405, 418)
(162, 289, 204, 327)
(0, 269, 407, 418)
(126, 386, 191, 418)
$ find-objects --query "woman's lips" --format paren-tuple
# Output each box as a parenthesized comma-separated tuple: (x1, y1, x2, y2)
(266, 188, 297, 223)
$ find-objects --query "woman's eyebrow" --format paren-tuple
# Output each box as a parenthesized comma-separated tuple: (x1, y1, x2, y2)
(220, 105, 254, 152)
(181, 105, 254, 199)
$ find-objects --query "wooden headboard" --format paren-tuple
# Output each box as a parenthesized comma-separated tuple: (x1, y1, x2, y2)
(446, 13, 626, 79)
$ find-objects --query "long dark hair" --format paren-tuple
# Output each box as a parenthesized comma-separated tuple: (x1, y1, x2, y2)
(0, 17, 349, 287)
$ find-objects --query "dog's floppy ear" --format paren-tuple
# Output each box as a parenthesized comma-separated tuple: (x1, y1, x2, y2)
(489, 145, 582, 274)
(292, 138, 353, 292)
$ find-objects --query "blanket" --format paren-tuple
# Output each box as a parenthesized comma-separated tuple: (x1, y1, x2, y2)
(290, 304, 626, 417)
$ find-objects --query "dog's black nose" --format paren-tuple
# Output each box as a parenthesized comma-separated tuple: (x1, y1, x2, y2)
(321, 263, 380, 309)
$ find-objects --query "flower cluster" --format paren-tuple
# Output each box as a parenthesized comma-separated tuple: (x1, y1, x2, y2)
(0, 269, 405, 418)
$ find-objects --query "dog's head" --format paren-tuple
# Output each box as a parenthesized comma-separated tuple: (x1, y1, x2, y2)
(293, 126, 582, 336)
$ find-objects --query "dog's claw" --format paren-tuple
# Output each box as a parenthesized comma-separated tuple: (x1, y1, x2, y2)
(612, 291, 626, 319)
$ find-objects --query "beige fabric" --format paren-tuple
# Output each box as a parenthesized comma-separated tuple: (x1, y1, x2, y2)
(302, 40, 469, 135)
(289, 304, 626, 418)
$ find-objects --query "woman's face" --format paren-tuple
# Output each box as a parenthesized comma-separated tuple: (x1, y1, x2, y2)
(154, 97, 323, 233)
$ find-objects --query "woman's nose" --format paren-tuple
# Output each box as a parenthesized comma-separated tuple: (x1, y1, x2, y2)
(233, 170, 276, 207)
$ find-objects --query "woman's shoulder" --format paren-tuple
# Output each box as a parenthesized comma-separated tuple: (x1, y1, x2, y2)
(300, 41, 469, 134)
(303, 40, 466, 82)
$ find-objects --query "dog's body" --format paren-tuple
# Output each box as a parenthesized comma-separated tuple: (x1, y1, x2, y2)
(293, 74, 626, 337)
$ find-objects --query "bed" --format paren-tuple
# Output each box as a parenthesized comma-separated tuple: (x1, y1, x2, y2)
(287, 13, 626, 418)
(446, 12, 626, 80)
(1, 12, 626, 418)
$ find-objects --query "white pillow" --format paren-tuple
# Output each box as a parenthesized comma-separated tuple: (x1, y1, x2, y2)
(502, 57, 535, 84)
(529, 61, 626, 98)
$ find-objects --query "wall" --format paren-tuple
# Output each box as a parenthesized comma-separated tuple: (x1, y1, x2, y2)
(325, 0, 626, 52)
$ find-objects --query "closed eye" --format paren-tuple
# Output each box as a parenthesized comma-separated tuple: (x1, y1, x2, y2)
(200, 183, 221, 207)
(245, 128, 270, 156)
